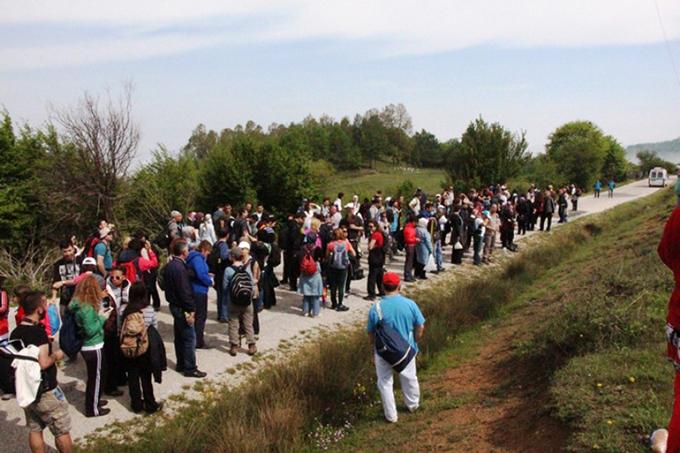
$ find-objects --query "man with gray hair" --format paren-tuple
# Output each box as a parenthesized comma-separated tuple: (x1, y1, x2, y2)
(162, 239, 206, 378)
(168, 210, 184, 243)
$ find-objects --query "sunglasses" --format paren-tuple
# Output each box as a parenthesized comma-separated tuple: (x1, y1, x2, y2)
(111, 275, 123, 280)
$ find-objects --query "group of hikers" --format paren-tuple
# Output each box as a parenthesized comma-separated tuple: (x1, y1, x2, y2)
(0, 179, 601, 452)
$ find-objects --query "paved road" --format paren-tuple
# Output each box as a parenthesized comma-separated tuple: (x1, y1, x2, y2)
(0, 178, 669, 451)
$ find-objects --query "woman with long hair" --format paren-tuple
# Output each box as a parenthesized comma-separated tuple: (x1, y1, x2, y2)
(121, 282, 160, 413)
(69, 275, 111, 417)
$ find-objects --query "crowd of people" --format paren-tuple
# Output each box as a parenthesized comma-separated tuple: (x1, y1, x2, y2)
(0, 179, 597, 452)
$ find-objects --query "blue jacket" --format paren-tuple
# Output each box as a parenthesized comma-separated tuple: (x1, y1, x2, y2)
(186, 251, 213, 295)
(415, 227, 433, 265)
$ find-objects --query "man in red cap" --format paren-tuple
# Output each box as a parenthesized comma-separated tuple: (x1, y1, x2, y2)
(367, 272, 425, 423)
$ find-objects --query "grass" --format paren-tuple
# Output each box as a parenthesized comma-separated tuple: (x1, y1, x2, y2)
(322, 162, 447, 201)
(79, 188, 675, 452)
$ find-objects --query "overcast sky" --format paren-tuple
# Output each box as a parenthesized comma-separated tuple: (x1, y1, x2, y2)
(1, 0, 680, 163)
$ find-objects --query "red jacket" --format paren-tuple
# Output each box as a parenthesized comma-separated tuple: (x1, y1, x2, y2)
(404, 223, 417, 246)
(659, 206, 680, 328)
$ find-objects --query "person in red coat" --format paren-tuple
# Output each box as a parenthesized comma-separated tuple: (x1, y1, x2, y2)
(657, 206, 680, 452)
(402, 216, 418, 283)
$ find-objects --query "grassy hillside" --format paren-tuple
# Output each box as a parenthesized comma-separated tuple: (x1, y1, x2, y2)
(322, 163, 447, 201)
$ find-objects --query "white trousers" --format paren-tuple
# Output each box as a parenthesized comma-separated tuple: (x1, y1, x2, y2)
(374, 353, 420, 422)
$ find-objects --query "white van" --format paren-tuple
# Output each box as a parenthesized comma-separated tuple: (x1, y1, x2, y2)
(649, 167, 668, 187)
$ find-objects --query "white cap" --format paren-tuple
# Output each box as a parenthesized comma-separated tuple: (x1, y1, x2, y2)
(238, 241, 251, 250)
(82, 257, 96, 266)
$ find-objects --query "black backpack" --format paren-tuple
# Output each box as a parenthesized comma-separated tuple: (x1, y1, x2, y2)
(59, 308, 83, 359)
(229, 265, 254, 306)
(207, 241, 226, 276)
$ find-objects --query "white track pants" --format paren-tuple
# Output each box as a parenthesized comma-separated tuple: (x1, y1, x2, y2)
(374, 353, 420, 422)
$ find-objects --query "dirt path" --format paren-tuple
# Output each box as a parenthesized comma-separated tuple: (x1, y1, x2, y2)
(420, 299, 570, 452)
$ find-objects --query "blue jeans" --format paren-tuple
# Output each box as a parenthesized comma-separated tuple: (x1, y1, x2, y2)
(216, 284, 229, 321)
(170, 305, 197, 373)
(302, 296, 321, 316)
(434, 239, 443, 270)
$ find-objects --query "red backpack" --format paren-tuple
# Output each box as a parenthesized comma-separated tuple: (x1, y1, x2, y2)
(120, 259, 142, 283)
(83, 236, 100, 258)
(300, 249, 317, 276)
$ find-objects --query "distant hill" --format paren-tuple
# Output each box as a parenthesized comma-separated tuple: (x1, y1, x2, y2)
(626, 137, 680, 163)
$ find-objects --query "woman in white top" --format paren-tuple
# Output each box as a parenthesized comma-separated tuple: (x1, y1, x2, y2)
(199, 214, 217, 244)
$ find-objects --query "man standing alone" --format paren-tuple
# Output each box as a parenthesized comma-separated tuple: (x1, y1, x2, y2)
(367, 273, 425, 423)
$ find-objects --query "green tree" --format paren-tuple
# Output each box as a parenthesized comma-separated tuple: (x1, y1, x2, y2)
(545, 121, 607, 188)
(601, 135, 629, 181)
(182, 124, 218, 159)
(0, 113, 46, 251)
(251, 142, 317, 215)
(198, 142, 255, 211)
(446, 117, 529, 188)
(327, 124, 361, 169)
(635, 150, 676, 175)
(411, 130, 444, 167)
(120, 147, 199, 235)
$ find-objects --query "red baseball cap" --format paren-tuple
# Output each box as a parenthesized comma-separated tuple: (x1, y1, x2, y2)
(382, 272, 401, 287)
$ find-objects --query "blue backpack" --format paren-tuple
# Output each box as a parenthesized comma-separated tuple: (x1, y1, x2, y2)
(373, 300, 416, 373)
(59, 307, 83, 359)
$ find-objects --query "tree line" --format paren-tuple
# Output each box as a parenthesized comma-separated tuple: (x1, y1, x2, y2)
(0, 88, 639, 255)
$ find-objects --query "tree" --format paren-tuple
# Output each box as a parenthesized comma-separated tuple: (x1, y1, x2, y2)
(49, 84, 139, 225)
(182, 124, 217, 159)
(446, 117, 529, 188)
(0, 113, 46, 251)
(601, 135, 629, 181)
(251, 142, 317, 215)
(636, 150, 676, 175)
(411, 130, 444, 167)
(197, 142, 255, 211)
(120, 147, 199, 235)
(545, 121, 607, 188)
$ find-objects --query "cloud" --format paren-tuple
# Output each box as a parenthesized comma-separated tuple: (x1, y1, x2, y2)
(1, 0, 680, 70)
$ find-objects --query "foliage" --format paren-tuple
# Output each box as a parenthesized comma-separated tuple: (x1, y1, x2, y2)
(515, 188, 675, 451)
(0, 113, 46, 251)
(411, 129, 445, 167)
(446, 117, 530, 188)
(545, 121, 607, 188)
(601, 135, 630, 181)
(197, 141, 255, 212)
(120, 147, 200, 236)
(636, 150, 677, 175)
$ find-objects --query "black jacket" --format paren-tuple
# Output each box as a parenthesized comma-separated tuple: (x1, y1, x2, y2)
(162, 257, 195, 312)
(147, 325, 167, 384)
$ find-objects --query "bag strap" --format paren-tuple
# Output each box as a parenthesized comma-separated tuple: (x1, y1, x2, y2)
(375, 300, 383, 322)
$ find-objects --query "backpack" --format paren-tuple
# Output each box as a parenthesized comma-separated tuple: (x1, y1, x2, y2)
(394, 229, 405, 251)
(59, 307, 83, 359)
(381, 231, 391, 254)
(120, 259, 142, 284)
(119, 312, 149, 359)
(207, 241, 225, 275)
(300, 247, 317, 276)
(329, 241, 349, 270)
(229, 265, 254, 306)
(82, 235, 100, 258)
(154, 230, 171, 249)
(373, 300, 416, 373)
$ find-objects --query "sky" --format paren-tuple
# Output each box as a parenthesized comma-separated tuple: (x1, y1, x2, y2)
(1, 0, 680, 163)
